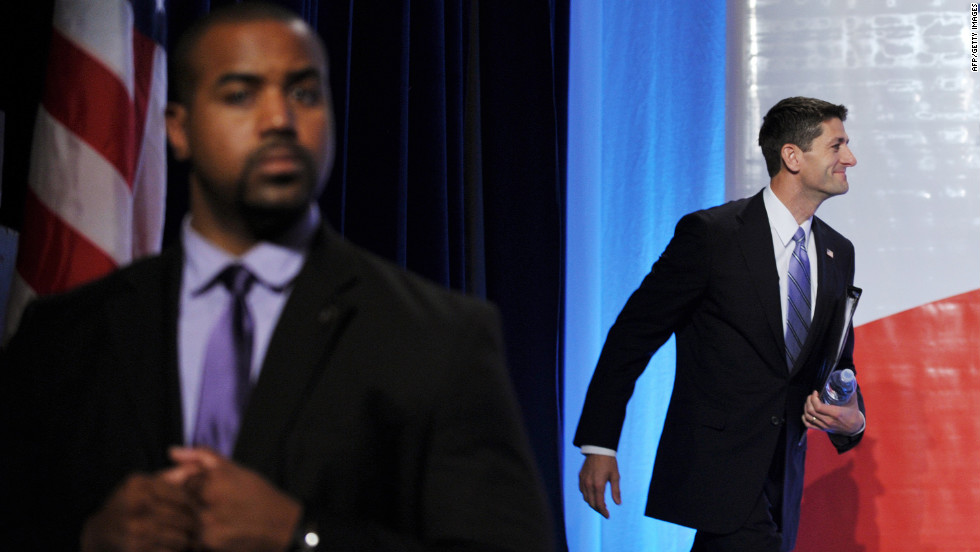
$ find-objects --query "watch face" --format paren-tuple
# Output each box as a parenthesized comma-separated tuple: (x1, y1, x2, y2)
(302, 530, 320, 548)
(293, 523, 319, 551)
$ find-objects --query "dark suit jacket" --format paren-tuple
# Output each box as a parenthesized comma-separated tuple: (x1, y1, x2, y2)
(574, 190, 864, 549)
(1, 226, 553, 551)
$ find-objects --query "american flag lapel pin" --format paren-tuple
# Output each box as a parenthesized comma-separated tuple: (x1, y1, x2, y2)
(826, 249, 834, 258)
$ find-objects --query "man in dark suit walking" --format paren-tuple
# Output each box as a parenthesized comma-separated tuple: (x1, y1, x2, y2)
(575, 96, 867, 551)
(1, 3, 552, 551)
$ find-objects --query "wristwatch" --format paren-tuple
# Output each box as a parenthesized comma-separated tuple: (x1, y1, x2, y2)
(289, 518, 320, 552)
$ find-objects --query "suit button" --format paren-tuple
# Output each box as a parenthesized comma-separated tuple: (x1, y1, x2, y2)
(770, 416, 783, 426)
(318, 306, 336, 324)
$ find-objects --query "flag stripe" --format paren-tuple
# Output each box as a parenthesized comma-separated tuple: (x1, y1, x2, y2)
(131, 29, 157, 162)
(52, 0, 133, 93)
(4, 0, 166, 340)
(131, 0, 168, 47)
(18, 191, 117, 295)
(43, 27, 138, 188)
(130, 43, 168, 258)
(28, 110, 134, 264)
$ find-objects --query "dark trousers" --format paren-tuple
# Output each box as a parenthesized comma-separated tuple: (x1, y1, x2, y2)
(689, 487, 782, 552)
(690, 432, 789, 552)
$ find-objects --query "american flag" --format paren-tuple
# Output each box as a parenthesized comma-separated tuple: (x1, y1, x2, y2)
(4, 0, 167, 337)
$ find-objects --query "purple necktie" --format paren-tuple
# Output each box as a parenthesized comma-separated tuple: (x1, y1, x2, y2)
(192, 264, 255, 455)
(785, 227, 811, 369)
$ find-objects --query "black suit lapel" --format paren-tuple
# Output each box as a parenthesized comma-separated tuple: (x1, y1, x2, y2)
(106, 248, 185, 463)
(736, 192, 786, 373)
(234, 227, 358, 479)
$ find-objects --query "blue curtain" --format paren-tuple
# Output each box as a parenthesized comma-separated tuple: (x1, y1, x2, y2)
(563, 1, 726, 550)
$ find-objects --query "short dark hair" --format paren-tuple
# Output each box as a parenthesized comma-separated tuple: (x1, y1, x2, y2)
(169, 1, 323, 105)
(758, 97, 848, 177)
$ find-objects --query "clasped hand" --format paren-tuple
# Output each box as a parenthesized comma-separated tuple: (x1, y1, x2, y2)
(81, 447, 301, 552)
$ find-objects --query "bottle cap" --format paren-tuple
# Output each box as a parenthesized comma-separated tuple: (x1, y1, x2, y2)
(839, 368, 855, 383)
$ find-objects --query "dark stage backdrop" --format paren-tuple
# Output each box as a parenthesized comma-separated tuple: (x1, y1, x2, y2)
(0, 1, 568, 547)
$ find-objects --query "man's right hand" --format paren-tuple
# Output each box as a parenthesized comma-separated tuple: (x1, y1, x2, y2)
(578, 454, 621, 518)
(80, 466, 201, 552)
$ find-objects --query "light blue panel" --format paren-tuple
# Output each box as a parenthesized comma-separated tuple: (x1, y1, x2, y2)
(564, 1, 727, 550)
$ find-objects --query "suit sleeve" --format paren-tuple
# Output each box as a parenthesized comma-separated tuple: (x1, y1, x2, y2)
(0, 303, 43, 547)
(574, 212, 712, 451)
(827, 324, 866, 453)
(0, 299, 88, 550)
(307, 302, 554, 552)
(423, 304, 554, 550)
(826, 242, 866, 454)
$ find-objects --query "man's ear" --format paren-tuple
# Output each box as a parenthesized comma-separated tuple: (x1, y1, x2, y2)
(165, 102, 190, 161)
(780, 143, 802, 174)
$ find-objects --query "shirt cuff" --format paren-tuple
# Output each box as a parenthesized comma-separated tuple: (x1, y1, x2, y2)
(580, 445, 617, 457)
(846, 411, 866, 436)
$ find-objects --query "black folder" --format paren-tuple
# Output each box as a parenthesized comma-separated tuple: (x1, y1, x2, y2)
(816, 285, 862, 390)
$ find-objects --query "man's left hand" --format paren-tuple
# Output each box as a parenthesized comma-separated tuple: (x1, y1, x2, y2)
(802, 390, 865, 436)
(168, 447, 302, 552)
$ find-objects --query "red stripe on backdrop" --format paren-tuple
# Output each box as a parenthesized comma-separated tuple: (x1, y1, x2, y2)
(797, 289, 980, 551)
(17, 191, 117, 295)
(43, 27, 137, 188)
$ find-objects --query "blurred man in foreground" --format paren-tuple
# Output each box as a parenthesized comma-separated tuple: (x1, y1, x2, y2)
(2, 3, 552, 550)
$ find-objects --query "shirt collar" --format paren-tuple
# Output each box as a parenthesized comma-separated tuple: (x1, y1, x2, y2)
(183, 205, 320, 295)
(763, 185, 812, 248)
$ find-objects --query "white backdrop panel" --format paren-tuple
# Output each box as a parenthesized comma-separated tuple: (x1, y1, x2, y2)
(727, 0, 980, 325)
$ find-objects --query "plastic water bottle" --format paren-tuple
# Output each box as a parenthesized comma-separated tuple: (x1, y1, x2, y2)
(820, 368, 856, 405)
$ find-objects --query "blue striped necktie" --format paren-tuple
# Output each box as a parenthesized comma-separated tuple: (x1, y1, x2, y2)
(785, 227, 811, 369)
